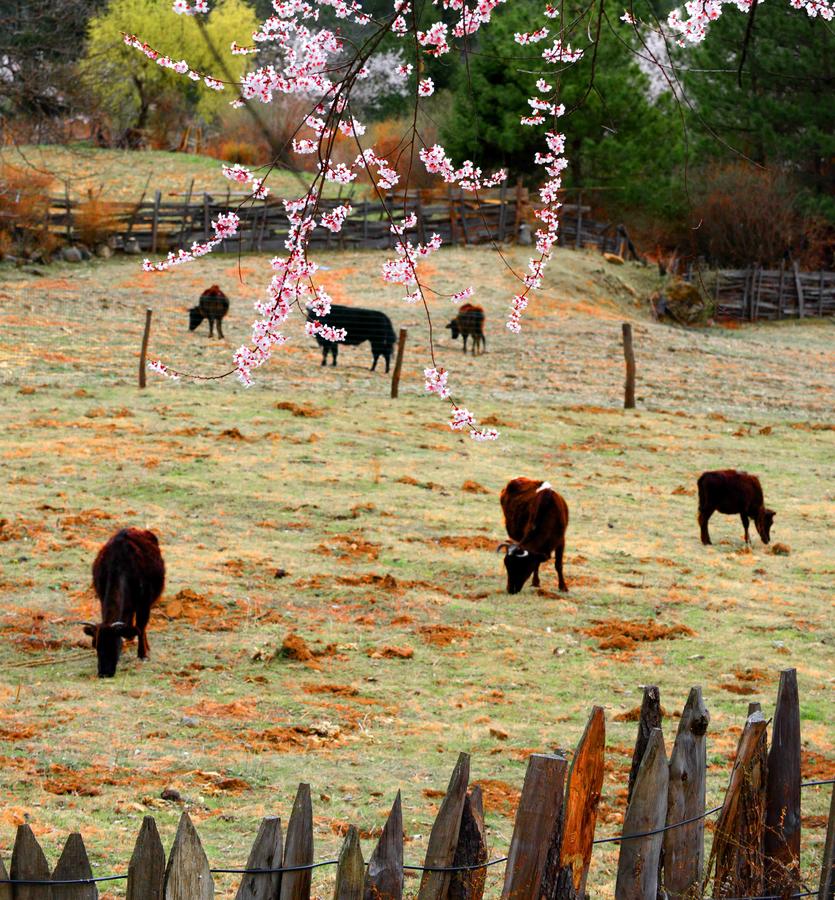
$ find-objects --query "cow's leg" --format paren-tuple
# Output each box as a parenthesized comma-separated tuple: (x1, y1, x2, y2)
(532, 562, 541, 588)
(135, 609, 150, 659)
(462, 335, 468, 354)
(699, 507, 713, 545)
(555, 541, 568, 592)
(471, 335, 477, 356)
(741, 514, 750, 543)
(217, 318, 224, 339)
(208, 318, 214, 338)
(384, 349, 391, 374)
(480, 333, 487, 354)
(331, 345, 338, 366)
(370, 351, 379, 371)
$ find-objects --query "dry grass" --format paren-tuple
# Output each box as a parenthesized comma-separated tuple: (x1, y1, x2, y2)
(0, 246, 832, 897)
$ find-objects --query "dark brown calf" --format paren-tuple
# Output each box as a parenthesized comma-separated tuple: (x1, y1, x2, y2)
(446, 303, 486, 355)
(83, 528, 165, 677)
(499, 477, 569, 593)
(190, 285, 230, 338)
(697, 469, 775, 545)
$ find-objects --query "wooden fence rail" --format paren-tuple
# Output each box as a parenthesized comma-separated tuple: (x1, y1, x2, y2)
(1, 669, 832, 899)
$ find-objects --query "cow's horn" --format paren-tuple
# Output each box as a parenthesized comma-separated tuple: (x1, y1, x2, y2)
(495, 542, 511, 554)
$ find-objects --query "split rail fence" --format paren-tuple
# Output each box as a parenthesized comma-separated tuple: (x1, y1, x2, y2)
(1, 668, 833, 899)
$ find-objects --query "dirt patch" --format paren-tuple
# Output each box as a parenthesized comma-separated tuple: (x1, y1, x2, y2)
(318, 532, 381, 560)
(58, 508, 114, 529)
(471, 779, 520, 818)
(733, 668, 769, 682)
(769, 543, 791, 556)
(802, 750, 835, 780)
(461, 480, 490, 494)
(336, 573, 399, 591)
(582, 618, 695, 651)
(157, 589, 232, 631)
(189, 770, 250, 795)
(327, 820, 382, 839)
(282, 632, 315, 661)
(217, 427, 251, 441)
(719, 683, 759, 695)
(303, 684, 359, 697)
(275, 401, 323, 417)
(245, 722, 343, 753)
(366, 645, 414, 659)
(432, 535, 496, 551)
(417, 625, 473, 647)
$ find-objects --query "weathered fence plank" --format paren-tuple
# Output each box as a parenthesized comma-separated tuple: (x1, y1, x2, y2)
(417, 752, 471, 900)
(365, 792, 404, 900)
(332, 827, 364, 900)
(10, 824, 52, 900)
(710, 710, 768, 898)
(663, 687, 710, 899)
(0, 854, 12, 900)
(235, 817, 283, 900)
(819, 782, 835, 900)
(501, 753, 568, 900)
(280, 784, 314, 900)
(52, 833, 97, 900)
(615, 728, 668, 900)
(127, 817, 166, 900)
(764, 668, 801, 897)
(163, 812, 213, 900)
(449, 787, 488, 900)
(627, 686, 662, 803)
(550, 705, 605, 899)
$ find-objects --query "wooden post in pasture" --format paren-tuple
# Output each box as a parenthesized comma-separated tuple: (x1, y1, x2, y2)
(417, 753, 471, 900)
(280, 784, 314, 900)
(150, 190, 162, 254)
(203, 193, 211, 240)
(333, 827, 365, 900)
(777, 262, 786, 319)
(390, 329, 408, 399)
(235, 817, 283, 900)
(764, 668, 801, 898)
(138, 308, 153, 389)
(64, 181, 74, 244)
(450, 787, 488, 900)
(574, 193, 583, 250)
(793, 261, 805, 318)
(627, 686, 662, 804)
(127, 817, 166, 900)
(819, 782, 835, 900)
(11, 824, 52, 900)
(0, 854, 12, 900)
(53, 833, 97, 900)
(497, 181, 508, 242)
(365, 792, 404, 900)
(622, 323, 636, 410)
(164, 812, 214, 900)
(614, 728, 669, 900)
(501, 754, 567, 899)
(664, 687, 710, 899)
(179, 177, 195, 248)
(513, 178, 524, 243)
(709, 709, 768, 898)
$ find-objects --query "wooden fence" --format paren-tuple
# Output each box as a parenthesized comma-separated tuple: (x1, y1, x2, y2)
(1, 669, 833, 899)
(685, 264, 835, 321)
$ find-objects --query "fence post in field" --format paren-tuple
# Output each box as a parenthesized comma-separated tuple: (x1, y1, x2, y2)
(449, 787, 488, 900)
(10, 824, 52, 900)
(64, 181, 73, 244)
(235, 817, 283, 900)
(793, 262, 805, 317)
(127, 816, 166, 900)
(764, 668, 801, 897)
(364, 791, 404, 900)
(333, 827, 365, 900)
(164, 812, 213, 900)
(551, 705, 606, 899)
(0, 855, 11, 900)
(52, 833, 97, 900)
(627, 686, 661, 803)
(614, 728, 669, 900)
(663, 687, 710, 899)
(280, 784, 314, 900)
(139, 308, 153, 389)
(501, 753, 568, 900)
(179, 178, 194, 248)
(203, 193, 211, 241)
(513, 179, 524, 243)
(151, 190, 162, 254)
(498, 181, 508, 242)
(417, 752, 471, 900)
(574, 193, 582, 250)
(708, 709, 768, 898)
(819, 782, 835, 900)
(622, 323, 636, 411)
(390, 329, 408, 399)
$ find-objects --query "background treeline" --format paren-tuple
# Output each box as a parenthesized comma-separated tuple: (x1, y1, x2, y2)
(0, 0, 832, 265)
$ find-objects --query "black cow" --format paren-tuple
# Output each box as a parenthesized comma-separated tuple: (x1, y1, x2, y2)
(309, 304, 397, 372)
(189, 285, 230, 338)
(697, 469, 775, 545)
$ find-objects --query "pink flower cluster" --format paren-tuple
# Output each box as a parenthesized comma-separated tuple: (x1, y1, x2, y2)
(172, 0, 208, 14)
(419, 145, 506, 192)
(146, 359, 180, 380)
(222, 163, 270, 199)
(123, 34, 223, 89)
(142, 211, 240, 272)
(667, 0, 832, 45)
(306, 320, 348, 342)
(424, 367, 450, 399)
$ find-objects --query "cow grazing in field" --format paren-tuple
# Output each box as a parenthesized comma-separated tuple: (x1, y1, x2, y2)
(83, 528, 165, 677)
(498, 477, 569, 594)
(189, 285, 230, 338)
(697, 469, 775, 546)
(446, 304, 486, 355)
(309, 303, 397, 372)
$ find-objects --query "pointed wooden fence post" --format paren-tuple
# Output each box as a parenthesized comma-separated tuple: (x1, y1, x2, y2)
(709, 710, 768, 898)
(10, 824, 52, 900)
(627, 686, 661, 803)
(164, 812, 214, 900)
(417, 753, 471, 900)
(819, 782, 835, 900)
(236, 817, 283, 900)
(364, 792, 404, 900)
(764, 668, 801, 897)
(52, 834, 97, 900)
(615, 728, 668, 900)
(333, 827, 365, 900)
(501, 753, 568, 900)
(127, 817, 166, 900)
(551, 705, 606, 899)
(280, 784, 314, 900)
(449, 787, 488, 900)
(664, 688, 710, 899)
(0, 855, 12, 900)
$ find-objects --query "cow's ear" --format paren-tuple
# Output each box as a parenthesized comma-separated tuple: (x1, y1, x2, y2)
(115, 623, 138, 639)
(82, 623, 96, 637)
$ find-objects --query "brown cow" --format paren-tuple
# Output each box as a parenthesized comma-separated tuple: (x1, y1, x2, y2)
(697, 469, 776, 545)
(498, 477, 569, 593)
(189, 285, 230, 338)
(83, 528, 165, 677)
(446, 303, 486, 355)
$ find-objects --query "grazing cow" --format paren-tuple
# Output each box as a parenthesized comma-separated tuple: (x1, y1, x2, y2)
(189, 285, 230, 338)
(83, 528, 165, 677)
(309, 303, 397, 372)
(446, 304, 486, 355)
(498, 477, 569, 594)
(697, 469, 775, 546)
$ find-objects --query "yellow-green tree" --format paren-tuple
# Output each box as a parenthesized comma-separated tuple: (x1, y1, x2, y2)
(85, 0, 258, 135)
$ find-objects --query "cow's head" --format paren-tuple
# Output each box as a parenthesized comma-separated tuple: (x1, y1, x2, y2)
(446, 319, 460, 340)
(188, 306, 204, 331)
(497, 543, 545, 594)
(755, 508, 776, 544)
(82, 621, 138, 678)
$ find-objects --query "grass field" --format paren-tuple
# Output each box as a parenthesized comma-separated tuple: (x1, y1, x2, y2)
(0, 245, 832, 897)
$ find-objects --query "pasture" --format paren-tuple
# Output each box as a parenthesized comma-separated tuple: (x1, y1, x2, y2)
(0, 246, 832, 897)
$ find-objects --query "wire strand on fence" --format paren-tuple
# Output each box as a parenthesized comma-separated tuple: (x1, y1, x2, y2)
(591, 802, 725, 845)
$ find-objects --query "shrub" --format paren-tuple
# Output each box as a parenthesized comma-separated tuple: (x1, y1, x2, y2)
(0, 162, 57, 257)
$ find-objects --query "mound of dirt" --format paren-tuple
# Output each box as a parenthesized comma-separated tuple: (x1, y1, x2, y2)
(582, 618, 695, 651)
(434, 535, 496, 551)
(471, 779, 521, 818)
(303, 684, 359, 697)
(282, 632, 314, 661)
(275, 401, 323, 418)
(769, 543, 791, 556)
(318, 532, 381, 560)
(157, 589, 231, 630)
(366, 645, 414, 659)
(417, 625, 473, 647)
(461, 480, 490, 494)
